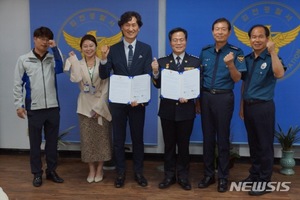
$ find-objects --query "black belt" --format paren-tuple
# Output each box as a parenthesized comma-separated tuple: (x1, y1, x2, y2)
(202, 88, 232, 94)
(244, 99, 269, 105)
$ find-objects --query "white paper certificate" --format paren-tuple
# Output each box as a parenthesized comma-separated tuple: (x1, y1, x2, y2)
(109, 74, 151, 104)
(161, 68, 200, 100)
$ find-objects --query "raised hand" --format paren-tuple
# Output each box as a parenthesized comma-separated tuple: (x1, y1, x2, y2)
(100, 45, 110, 60)
(151, 57, 159, 74)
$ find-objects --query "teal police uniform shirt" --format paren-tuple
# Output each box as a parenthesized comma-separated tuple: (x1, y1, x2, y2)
(200, 43, 246, 89)
(242, 48, 285, 101)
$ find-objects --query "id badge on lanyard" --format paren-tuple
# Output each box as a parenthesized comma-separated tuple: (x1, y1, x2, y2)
(90, 85, 96, 94)
(84, 82, 90, 93)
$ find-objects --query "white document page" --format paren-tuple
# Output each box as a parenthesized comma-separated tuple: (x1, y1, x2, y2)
(109, 75, 131, 104)
(161, 69, 181, 100)
(131, 74, 151, 103)
(109, 74, 151, 104)
(181, 69, 200, 99)
(161, 68, 200, 100)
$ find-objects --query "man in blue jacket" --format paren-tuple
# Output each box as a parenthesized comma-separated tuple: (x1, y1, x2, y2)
(13, 26, 64, 187)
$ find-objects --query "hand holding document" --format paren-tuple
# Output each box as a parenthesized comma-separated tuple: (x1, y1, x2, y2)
(109, 74, 151, 104)
(161, 68, 200, 100)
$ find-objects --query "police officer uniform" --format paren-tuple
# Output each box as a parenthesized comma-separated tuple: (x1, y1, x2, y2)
(152, 53, 200, 185)
(200, 43, 246, 183)
(242, 48, 285, 183)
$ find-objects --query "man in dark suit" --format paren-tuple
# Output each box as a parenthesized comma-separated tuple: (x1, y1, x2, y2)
(151, 27, 200, 190)
(99, 11, 152, 188)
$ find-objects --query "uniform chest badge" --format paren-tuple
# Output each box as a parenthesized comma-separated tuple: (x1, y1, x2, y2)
(166, 63, 170, 69)
(261, 62, 267, 69)
(184, 67, 194, 71)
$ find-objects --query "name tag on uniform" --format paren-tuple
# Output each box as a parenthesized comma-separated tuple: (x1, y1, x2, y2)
(184, 66, 195, 71)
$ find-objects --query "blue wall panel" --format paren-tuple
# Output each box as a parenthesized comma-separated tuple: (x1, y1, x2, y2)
(166, 0, 300, 144)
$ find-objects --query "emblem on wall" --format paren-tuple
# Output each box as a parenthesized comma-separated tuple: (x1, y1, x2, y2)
(232, 2, 300, 80)
(56, 8, 122, 59)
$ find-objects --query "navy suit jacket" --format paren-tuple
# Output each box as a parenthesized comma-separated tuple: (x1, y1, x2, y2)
(99, 40, 152, 78)
(152, 53, 200, 121)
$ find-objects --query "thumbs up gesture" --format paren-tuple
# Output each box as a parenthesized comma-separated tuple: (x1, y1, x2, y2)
(151, 57, 159, 74)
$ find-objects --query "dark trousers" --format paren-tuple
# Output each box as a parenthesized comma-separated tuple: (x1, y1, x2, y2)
(27, 107, 60, 175)
(160, 118, 194, 180)
(110, 103, 145, 175)
(200, 91, 234, 179)
(244, 100, 275, 182)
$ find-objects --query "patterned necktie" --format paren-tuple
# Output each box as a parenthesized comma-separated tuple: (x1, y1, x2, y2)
(176, 56, 181, 70)
(128, 44, 133, 70)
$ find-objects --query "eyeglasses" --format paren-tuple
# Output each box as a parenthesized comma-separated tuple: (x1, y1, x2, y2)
(37, 37, 50, 42)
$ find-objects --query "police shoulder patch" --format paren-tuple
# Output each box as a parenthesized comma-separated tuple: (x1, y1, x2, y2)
(189, 54, 199, 59)
(202, 44, 213, 50)
(229, 45, 239, 50)
(158, 55, 168, 60)
(237, 55, 244, 63)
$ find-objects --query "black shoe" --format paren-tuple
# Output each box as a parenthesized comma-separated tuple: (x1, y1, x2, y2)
(249, 189, 271, 196)
(218, 178, 228, 193)
(158, 177, 176, 189)
(115, 174, 125, 188)
(103, 159, 116, 170)
(134, 174, 148, 187)
(248, 183, 272, 196)
(198, 176, 215, 188)
(46, 171, 64, 183)
(238, 175, 258, 185)
(178, 178, 192, 190)
(33, 174, 42, 187)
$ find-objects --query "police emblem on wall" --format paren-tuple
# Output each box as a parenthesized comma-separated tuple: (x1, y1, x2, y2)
(56, 8, 122, 59)
(231, 1, 300, 80)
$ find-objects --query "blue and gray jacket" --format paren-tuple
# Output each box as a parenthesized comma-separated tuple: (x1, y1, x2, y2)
(13, 47, 63, 110)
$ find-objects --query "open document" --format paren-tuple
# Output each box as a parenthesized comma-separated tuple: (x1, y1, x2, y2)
(109, 74, 151, 104)
(161, 68, 200, 100)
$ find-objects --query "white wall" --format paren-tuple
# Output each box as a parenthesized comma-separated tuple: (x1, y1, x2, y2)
(0, 0, 30, 149)
(1, 0, 299, 158)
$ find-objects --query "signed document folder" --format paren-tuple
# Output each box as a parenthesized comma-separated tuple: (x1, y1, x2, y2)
(109, 74, 151, 104)
(161, 68, 200, 100)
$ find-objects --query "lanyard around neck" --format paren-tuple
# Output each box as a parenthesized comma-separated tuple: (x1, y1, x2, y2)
(86, 59, 96, 85)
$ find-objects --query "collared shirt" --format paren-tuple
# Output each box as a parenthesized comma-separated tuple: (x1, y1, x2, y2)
(242, 48, 285, 101)
(153, 53, 186, 79)
(173, 53, 185, 64)
(124, 39, 137, 63)
(200, 43, 246, 89)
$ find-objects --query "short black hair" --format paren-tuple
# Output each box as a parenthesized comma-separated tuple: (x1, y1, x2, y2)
(33, 26, 54, 40)
(80, 34, 97, 48)
(247, 24, 270, 38)
(168, 27, 188, 41)
(212, 17, 231, 31)
(118, 11, 143, 28)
